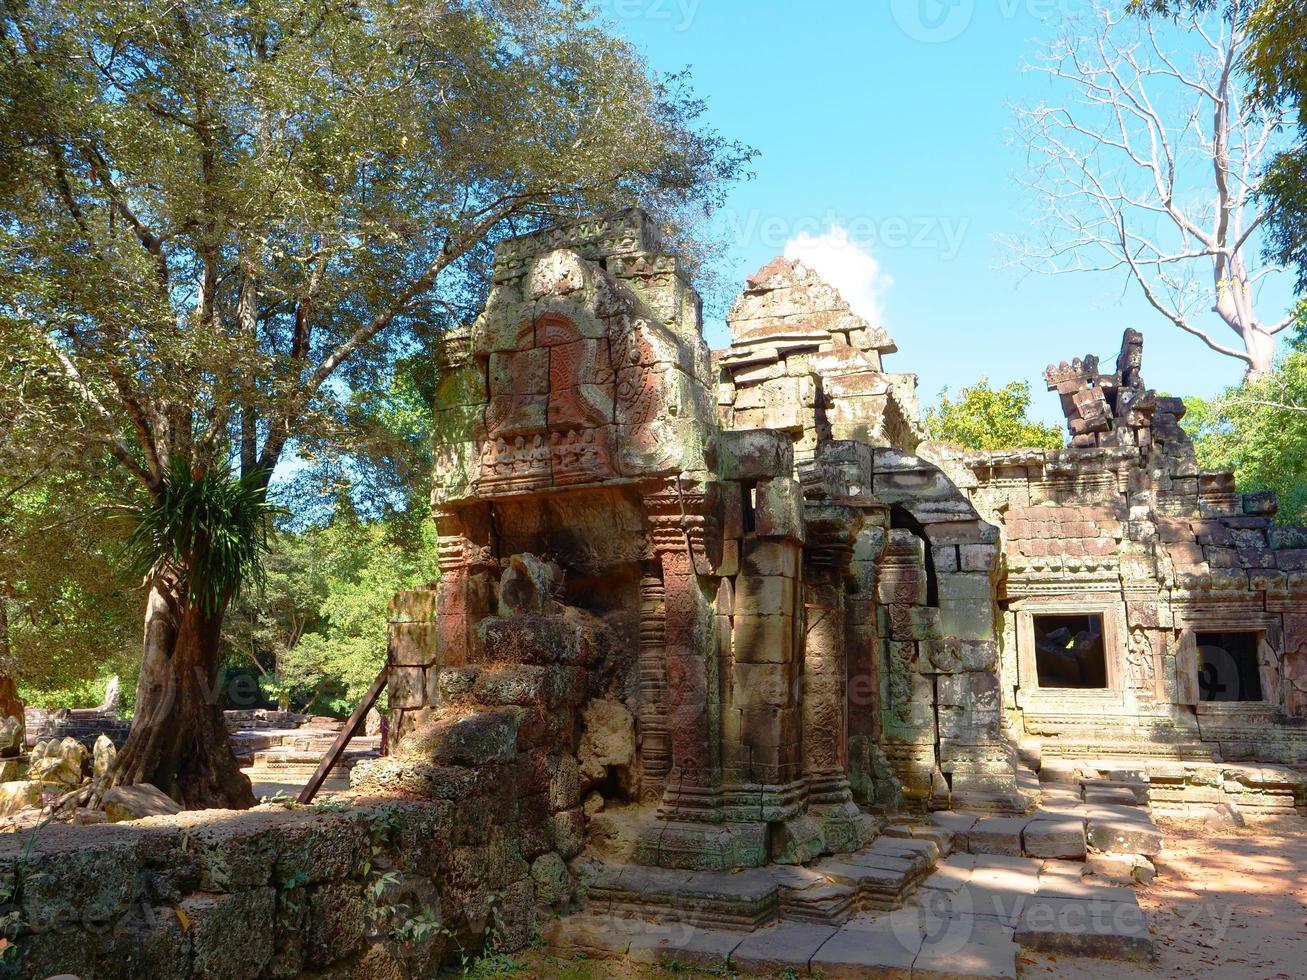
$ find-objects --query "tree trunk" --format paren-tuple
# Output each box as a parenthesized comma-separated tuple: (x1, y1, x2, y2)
(1244, 326, 1277, 381)
(0, 599, 25, 742)
(111, 576, 255, 809)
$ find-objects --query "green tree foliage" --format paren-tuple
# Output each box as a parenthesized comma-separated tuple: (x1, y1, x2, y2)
(1247, 0, 1307, 292)
(0, 0, 749, 805)
(224, 510, 437, 714)
(1183, 307, 1307, 523)
(1, 344, 138, 709)
(925, 379, 1065, 452)
(124, 461, 277, 617)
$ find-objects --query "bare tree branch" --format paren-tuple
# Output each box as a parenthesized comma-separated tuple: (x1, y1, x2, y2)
(1010, 2, 1293, 378)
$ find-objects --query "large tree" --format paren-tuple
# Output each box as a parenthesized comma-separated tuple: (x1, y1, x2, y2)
(1183, 316, 1307, 522)
(1134, 0, 1307, 293)
(1014, 1, 1299, 378)
(0, 335, 138, 718)
(0, 0, 750, 807)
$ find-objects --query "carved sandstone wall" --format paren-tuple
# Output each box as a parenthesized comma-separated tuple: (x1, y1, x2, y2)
(952, 330, 1307, 765)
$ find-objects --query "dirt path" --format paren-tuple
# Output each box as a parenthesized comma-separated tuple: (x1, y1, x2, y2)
(1022, 814, 1307, 979)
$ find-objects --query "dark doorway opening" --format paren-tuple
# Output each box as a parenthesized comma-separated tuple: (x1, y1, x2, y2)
(1034, 613, 1108, 689)
(1197, 631, 1264, 702)
(889, 505, 938, 607)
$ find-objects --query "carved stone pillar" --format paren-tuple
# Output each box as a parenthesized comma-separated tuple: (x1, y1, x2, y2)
(636, 573, 670, 803)
(802, 504, 868, 853)
(659, 544, 718, 809)
(847, 523, 893, 806)
(638, 480, 761, 870)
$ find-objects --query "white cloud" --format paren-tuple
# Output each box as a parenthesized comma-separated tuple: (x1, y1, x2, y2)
(783, 224, 891, 324)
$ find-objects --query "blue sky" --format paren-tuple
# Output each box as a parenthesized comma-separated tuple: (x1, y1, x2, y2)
(608, 0, 1297, 425)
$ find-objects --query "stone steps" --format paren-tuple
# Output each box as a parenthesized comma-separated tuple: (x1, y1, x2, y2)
(810, 836, 939, 912)
(550, 850, 1155, 976)
(1036, 757, 1307, 815)
(928, 801, 1165, 884)
(580, 863, 779, 930)
(577, 833, 941, 932)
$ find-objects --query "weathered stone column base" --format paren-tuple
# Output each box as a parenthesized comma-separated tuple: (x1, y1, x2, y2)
(767, 813, 827, 864)
(849, 738, 905, 808)
(636, 819, 768, 870)
(720, 779, 806, 822)
(809, 800, 870, 855)
(805, 769, 870, 853)
(949, 772, 1034, 814)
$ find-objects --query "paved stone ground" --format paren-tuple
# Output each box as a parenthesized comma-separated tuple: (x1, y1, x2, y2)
(1022, 814, 1307, 979)
(533, 813, 1307, 978)
(548, 853, 1152, 977)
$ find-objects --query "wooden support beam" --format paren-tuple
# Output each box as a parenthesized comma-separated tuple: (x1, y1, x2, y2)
(297, 666, 388, 806)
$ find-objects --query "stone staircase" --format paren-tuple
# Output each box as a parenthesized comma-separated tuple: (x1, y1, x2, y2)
(577, 833, 941, 933)
(229, 718, 382, 798)
(1037, 756, 1307, 817)
(552, 837, 1156, 977)
(550, 793, 1165, 977)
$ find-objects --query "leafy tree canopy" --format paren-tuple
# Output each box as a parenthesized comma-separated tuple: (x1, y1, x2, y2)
(223, 505, 438, 713)
(1, 338, 139, 707)
(1183, 302, 1307, 523)
(924, 379, 1066, 452)
(0, 0, 751, 501)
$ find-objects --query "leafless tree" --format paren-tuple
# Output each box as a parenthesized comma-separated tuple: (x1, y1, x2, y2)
(1011, 1, 1300, 379)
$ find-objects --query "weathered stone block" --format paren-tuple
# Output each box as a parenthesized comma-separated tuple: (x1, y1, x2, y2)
(968, 816, 1028, 856)
(740, 539, 800, 578)
(473, 664, 550, 707)
(103, 785, 182, 823)
(936, 599, 995, 641)
(1023, 818, 1087, 859)
(1085, 809, 1163, 856)
(1014, 893, 1154, 961)
(176, 890, 273, 980)
(303, 882, 366, 970)
(399, 709, 520, 766)
(389, 588, 439, 624)
(923, 638, 999, 673)
(731, 922, 838, 975)
(735, 573, 797, 617)
(717, 429, 794, 480)
(390, 622, 439, 667)
(389, 665, 427, 709)
(474, 616, 583, 665)
(754, 477, 805, 541)
(733, 614, 795, 664)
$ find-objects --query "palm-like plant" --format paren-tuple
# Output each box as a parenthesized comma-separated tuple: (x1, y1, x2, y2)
(125, 461, 276, 616)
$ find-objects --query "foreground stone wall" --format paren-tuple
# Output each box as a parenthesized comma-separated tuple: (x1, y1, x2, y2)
(1, 792, 555, 979)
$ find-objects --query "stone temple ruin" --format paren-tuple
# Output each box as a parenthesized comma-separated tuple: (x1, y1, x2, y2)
(6, 209, 1307, 977)
(383, 210, 1307, 840)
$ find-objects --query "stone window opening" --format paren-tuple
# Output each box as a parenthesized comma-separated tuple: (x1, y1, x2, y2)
(889, 504, 938, 607)
(1033, 613, 1109, 690)
(1197, 631, 1265, 703)
(741, 480, 758, 535)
